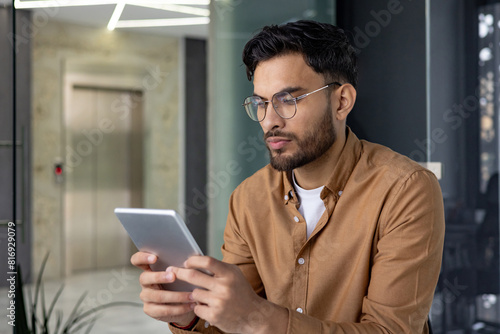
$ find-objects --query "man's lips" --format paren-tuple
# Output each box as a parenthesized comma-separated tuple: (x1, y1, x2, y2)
(266, 137, 291, 150)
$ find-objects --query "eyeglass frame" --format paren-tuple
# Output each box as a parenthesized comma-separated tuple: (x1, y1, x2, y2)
(242, 82, 343, 122)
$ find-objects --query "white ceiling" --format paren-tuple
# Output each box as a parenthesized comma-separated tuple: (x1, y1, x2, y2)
(14, 1, 209, 38)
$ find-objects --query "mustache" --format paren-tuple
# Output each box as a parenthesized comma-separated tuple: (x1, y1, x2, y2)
(263, 130, 297, 141)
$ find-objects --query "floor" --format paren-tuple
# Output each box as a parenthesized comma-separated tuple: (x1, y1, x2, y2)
(0, 266, 172, 334)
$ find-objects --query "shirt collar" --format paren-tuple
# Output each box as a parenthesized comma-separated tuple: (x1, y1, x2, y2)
(282, 127, 362, 204)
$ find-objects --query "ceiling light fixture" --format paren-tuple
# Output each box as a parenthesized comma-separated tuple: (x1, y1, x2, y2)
(115, 17, 210, 28)
(14, 0, 210, 9)
(14, 0, 211, 29)
(107, 2, 126, 31)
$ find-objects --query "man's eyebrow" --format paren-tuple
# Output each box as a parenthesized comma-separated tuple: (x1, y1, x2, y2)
(252, 86, 304, 99)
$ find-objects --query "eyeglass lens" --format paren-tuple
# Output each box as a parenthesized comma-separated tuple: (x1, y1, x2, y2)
(244, 92, 296, 122)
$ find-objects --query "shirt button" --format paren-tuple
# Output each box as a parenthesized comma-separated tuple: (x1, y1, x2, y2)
(204, 321, 210, 328)
(284, 195, 289, 201)
(338, 190, 343, 196)
(296, 307, 303, 313)
(298, 258, 305, 265)
(294, 216, 300, 222)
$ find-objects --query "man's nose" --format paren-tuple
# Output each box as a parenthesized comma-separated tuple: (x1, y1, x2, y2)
(260, 103, 285, 132)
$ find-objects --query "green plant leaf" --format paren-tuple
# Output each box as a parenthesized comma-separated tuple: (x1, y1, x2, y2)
(71, 301, 142, 324)
(32, 252, 50, 334)
(61, 292, 88, 333)
(68, 302, 142, 333)
(41, 282, 48, 334)
(69, 314, 99, 334)
(54, 310, 63, 334)
(46, 284, 65, 329)
(83, 317, 98, 334)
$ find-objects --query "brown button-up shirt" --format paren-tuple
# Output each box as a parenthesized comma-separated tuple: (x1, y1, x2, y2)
(170, 128, 445, 334)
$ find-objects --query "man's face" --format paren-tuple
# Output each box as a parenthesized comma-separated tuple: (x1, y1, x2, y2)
(252, 53, 338, 172)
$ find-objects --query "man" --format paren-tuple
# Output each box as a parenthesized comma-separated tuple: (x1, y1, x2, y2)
(132, 20, 445, 333)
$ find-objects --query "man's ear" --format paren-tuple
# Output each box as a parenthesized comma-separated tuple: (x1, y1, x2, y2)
(334, 84, 356, 121)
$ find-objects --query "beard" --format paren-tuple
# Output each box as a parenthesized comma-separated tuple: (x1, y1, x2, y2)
(264, 102, 337, 172)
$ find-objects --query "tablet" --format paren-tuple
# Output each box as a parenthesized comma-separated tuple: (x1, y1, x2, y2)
(114, 208, 203, 292)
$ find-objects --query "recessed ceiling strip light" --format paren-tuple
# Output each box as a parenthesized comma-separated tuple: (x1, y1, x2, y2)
(107, 2, 126, 31)
(14, 0, 210, 9)
(115, 17, 209, 28)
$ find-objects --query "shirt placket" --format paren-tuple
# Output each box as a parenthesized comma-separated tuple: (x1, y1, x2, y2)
(289, 204, 311, 315)
(286, 186, 341, 317)
(292, 243, 310, 315)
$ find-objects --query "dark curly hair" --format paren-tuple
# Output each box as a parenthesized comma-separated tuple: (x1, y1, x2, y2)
(242, 20, 358, 88)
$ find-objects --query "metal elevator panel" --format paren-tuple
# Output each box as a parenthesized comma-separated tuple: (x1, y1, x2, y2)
(65, 86, 143, 274)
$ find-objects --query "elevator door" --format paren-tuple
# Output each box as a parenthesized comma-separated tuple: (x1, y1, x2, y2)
(65, 86, 143, 274)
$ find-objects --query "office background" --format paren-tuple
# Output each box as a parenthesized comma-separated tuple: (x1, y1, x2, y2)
(1, 0, 499, 333)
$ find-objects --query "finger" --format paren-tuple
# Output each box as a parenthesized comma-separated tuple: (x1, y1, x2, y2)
(172, 267, 213, 290)
(144, 302, 196, 320)
(136, 264, 153, 272)
(139, 269, 176, 287)
(140, 288, 192, 304)
(190, 288, 212, 306)
(131, 252, 157, 271)
(184, 256, 224, 276)
(192, 303, 212, 324)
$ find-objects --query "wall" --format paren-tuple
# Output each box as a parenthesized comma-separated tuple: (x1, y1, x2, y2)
(337, 0, 427, 156)
(32, 20, 180, 278)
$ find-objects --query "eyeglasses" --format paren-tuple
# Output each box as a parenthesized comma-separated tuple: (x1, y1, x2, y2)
(242, 82, 342, 122)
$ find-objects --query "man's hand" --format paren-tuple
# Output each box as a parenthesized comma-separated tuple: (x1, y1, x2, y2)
(130, 252, 197, 326)
(171, 256, 289, 334)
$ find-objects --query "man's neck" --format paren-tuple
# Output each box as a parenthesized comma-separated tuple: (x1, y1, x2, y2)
(293, 132, 347, 190)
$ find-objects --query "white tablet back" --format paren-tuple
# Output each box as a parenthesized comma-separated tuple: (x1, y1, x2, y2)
(115, 208, 203, 292)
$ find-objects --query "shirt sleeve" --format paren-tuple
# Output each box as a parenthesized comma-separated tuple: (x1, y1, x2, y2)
(168, 318, 219, 333)
(221, 191, 266, 297)
(169, 190, 265, 334)
(284, 170, 445, 334)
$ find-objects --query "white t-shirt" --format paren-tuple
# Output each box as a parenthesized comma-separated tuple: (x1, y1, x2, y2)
(292, 172, 326, 238)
